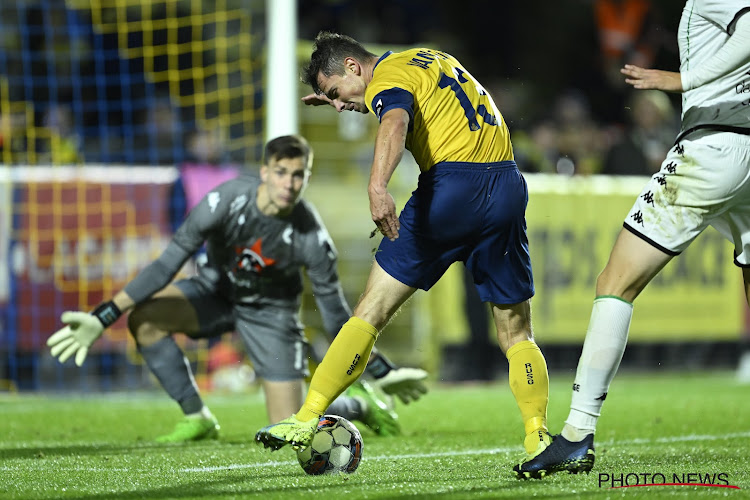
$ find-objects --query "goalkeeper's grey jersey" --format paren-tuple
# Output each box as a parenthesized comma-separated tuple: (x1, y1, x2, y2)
(124, 173, 350, 334)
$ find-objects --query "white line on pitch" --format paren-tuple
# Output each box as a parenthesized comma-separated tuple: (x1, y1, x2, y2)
(2, 430, 748, 473)
(180, 445, 520, 473)
(179, 430, 750, 473)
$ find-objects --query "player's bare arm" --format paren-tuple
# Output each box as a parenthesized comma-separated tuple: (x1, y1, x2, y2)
(369, 108, 409, 241)
(621, 64, 683, 92)
(302, 92, 361, 114)
(301, 92, 334, 107)
(48, 212, 201, 366)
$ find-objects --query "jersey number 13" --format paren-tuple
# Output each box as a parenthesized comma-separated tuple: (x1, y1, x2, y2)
(438, 67, 498, 131)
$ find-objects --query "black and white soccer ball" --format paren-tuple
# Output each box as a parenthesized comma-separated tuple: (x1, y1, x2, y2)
(296, 415, 363, 475)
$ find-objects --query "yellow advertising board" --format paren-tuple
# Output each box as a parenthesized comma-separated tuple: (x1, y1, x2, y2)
(525, 174, 745, 342)
(305, 172, 745, 366)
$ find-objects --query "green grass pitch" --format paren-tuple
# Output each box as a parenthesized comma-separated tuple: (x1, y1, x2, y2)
(3, 371, 749, 499)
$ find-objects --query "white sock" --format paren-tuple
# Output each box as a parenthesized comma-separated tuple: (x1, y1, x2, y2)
(186, 406, 213, 419)
(563, 296, 632, 441)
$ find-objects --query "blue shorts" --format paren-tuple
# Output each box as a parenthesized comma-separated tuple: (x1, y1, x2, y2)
(375, 161, 534, 304)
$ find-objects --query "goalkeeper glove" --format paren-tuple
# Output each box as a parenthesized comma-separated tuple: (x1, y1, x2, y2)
(47, 301, 121, 366)
(366, 352, 428, 404)
(373, 367, 429, 404)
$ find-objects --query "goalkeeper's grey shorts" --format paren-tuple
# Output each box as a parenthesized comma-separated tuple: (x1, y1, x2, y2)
(174, 276, 310, 381)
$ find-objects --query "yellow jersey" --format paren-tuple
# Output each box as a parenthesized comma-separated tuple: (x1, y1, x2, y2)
(364, 48, 514, 172)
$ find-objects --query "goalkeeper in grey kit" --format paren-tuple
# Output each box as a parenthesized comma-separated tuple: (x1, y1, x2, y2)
(47, 134, 427, 442)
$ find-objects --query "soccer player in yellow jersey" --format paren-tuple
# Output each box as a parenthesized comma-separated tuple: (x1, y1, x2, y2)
(256, 31, 551, 461)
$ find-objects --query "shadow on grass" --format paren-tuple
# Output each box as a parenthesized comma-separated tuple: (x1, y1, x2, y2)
(0, 440, 230, 460)
(399, 486, 607, 500)
(39, 467, 609, 500)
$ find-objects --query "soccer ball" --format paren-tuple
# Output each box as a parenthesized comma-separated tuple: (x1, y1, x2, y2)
(296, 415, 363, 475)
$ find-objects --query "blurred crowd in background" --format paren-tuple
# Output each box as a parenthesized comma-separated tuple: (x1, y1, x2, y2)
(299, 0, 685, 176)
(0, 0, 265, 167)
(2, 0, 744, 389)
(0, 0, 684, 176)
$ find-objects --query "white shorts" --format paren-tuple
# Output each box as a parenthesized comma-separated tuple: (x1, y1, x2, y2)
(624, 131, 750, 266)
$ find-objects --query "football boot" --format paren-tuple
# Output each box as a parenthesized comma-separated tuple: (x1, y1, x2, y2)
(155, 414, 220, 443)
(347, 379, 401, 436)
(255, 413, 318, 451)
(514, 434, 595, 479)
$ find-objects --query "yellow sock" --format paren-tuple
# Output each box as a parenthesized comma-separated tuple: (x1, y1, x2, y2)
(506, 340, 549, 453)
(296, 317, 378, 422)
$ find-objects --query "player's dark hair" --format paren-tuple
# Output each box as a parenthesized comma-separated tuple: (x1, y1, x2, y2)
(264, 134, 313, 169)
(301, 31, 377, 94)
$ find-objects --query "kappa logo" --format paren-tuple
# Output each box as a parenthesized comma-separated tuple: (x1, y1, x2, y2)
(375, 98, 383, 118)
(207, 192, 220, 213)
(641, 191, 655, 206)
(631, 210, 644, 226)
(229, 195, 248, 214)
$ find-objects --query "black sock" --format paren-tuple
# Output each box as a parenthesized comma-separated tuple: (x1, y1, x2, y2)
(366, 352, 396, 379)
(138, 336, 203, 415)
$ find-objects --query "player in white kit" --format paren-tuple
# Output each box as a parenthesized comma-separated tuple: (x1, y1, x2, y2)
(515, 0, 750, 478)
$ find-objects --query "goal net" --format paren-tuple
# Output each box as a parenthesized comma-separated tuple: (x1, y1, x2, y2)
(1, 0, 265, 391)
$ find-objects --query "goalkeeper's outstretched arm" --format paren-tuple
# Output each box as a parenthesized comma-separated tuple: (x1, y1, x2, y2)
(46, 239, 193, 367)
